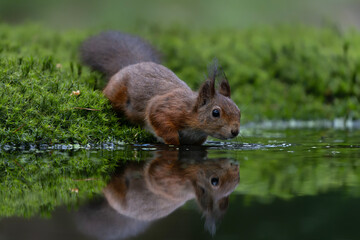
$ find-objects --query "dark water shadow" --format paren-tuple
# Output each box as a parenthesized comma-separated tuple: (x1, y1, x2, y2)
(75, 148, 240, 239)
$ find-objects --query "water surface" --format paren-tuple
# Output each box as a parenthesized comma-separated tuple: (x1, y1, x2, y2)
(0, 129, 359, 240)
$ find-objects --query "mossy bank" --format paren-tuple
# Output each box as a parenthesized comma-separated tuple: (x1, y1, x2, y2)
(1, 23, 360, 145)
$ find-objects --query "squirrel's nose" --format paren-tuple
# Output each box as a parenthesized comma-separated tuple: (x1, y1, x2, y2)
(231, 129, 239, 137)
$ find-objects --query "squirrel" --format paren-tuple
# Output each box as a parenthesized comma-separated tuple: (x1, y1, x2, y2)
(80, 31, 241, 145)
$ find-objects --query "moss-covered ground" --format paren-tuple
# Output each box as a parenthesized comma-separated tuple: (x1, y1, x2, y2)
(1, 23, 360, 145)
(0, 24, 155, 145)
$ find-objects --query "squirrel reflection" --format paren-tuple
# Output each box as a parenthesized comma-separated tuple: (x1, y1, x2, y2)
(76, 148, 239, 239)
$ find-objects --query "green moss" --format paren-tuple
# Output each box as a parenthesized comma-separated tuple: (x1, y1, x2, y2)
(1, 23, 360, 145)
(0, 24, 154, 145)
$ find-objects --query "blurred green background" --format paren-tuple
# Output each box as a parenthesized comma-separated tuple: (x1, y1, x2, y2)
(1, 0, 360, 30)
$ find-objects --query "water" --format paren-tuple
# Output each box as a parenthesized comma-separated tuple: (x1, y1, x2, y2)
(0, 129, 359, 240)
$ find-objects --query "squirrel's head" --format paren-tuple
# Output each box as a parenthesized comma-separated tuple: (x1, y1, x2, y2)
(193, 158, 240, 235)
(194, 64, 241, 140)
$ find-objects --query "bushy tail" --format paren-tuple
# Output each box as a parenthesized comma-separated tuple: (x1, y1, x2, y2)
(80, 31, 161, 77)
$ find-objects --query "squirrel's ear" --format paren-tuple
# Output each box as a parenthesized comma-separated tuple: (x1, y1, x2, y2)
(217, 196, 229, 211)
(195, 80, 215, 109)
(194, 184, 214, 212)
(218, 72, 231, 98)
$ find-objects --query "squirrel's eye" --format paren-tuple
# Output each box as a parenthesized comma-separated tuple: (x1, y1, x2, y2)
(211, 177, 219, 186)
(212, 109, 220, 117)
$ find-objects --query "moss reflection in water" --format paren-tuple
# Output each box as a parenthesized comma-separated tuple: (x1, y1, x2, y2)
(0, 147, 152, 218)
(231, 129, 360, 201)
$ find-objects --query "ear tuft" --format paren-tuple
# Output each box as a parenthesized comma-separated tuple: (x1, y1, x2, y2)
(195, 59, 232, 111)
(208, 59, 231, 98)
(207, 58, 219, 86)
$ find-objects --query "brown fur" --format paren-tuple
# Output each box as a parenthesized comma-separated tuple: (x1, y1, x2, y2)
(103, 62, 240, 145)
(81, 32, 241, 145)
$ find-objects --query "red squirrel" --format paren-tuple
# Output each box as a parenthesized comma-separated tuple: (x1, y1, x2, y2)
(80, 31, 240, 145)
